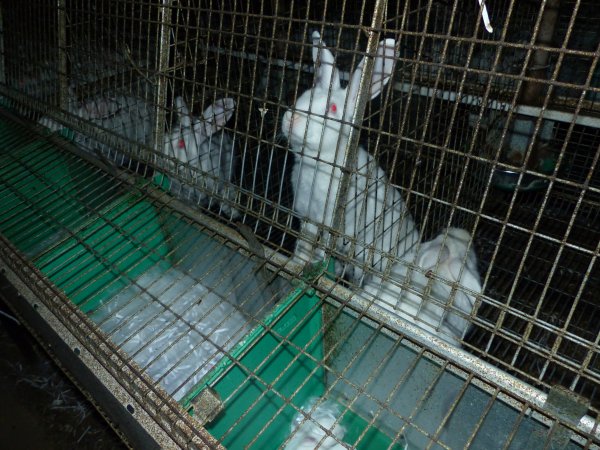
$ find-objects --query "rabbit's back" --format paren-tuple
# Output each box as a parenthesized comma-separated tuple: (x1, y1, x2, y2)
(364, 227, 482, 345)
(345, 149, 419, 276)
(364, 261, 461, 345)
(113, 95, 154, 145)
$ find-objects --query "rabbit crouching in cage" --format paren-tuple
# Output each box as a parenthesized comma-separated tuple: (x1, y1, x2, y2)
(281, 31, 419, 284)
(162, 96, 239, 219)
(363, 227, 482, 346)
(39, 88, 154, 159)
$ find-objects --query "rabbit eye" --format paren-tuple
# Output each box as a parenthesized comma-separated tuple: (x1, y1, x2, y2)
(177, 138, 185, 149)
(330, 103, 337, 113)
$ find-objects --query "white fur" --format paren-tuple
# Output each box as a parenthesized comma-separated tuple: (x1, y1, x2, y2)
(281, 31, 419, 283)
(90, 95, 154, 150)
(162, 96, 239, 218)
(285, 398, 348, 450)
(363, 227, 482, 346)
(38, 88, 154, 162)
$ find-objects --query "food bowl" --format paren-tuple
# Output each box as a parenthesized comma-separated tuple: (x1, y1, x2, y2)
(486, 142, 556, 192)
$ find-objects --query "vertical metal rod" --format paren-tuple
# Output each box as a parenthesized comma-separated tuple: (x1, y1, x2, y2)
(326, 0, 389, 252)
(57, 0, 68, 110)
(0, 2, 5, 85)
(519, 0, 560, 105)
(153, 0, 173, 157)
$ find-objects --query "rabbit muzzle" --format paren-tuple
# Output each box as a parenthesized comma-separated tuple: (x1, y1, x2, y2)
(282, 109, 325, 149)
(282, 109, 306, 148)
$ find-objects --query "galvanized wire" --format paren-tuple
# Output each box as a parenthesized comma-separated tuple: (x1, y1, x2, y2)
(0, 0, 600, 448)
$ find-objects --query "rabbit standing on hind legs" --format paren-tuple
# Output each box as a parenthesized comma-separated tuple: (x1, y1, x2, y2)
(281, 31, 419, 284)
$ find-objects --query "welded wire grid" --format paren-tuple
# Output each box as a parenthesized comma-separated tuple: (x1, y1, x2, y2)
(198, 285, 599, 449)
(0, 112, 293, 401)
(364, 0, 600, 414)
(0, 0, 600, 447)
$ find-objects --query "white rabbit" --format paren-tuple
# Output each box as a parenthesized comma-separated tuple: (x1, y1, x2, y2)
(39, 87, 154, 164)
(363, 227, 482, 346)
(284, 398, 349, 450)
(163, 96, 239, 219)
(281, 31, 419, 283)
(88, 95, 154, 164)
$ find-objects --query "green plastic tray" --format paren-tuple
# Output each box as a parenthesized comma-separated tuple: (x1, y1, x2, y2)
(184, 286, 405, 449)
(0, 119, 170, 311)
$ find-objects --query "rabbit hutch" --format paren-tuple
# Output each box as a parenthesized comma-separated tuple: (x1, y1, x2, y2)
(0, 0, 599, 448)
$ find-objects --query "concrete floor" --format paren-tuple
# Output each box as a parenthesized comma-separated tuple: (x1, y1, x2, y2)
(0, 295, 126, 450)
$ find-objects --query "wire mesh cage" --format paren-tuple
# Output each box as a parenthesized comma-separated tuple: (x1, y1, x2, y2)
(0, 0, 599, 448)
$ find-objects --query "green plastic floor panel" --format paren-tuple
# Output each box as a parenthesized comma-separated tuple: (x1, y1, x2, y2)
(34, 195, 171, 312)
(189, 287, 403, 449)
(0, 139, 119, 251)
(199, 287, 326, 449)
(0, 116, 170, 311)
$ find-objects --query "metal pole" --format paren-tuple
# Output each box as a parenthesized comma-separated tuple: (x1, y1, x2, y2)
(519, 0, 560, 106)
(326, 0, 390, 254)
(57, 0, 68, 110)
(153, 0, 173, 158)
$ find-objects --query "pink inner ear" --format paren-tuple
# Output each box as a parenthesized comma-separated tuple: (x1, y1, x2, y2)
(177, 138, 185, 149)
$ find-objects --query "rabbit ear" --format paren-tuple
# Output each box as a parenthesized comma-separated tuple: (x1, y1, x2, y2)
(344, 39, 397, 121)
(198, 98, 236, 137)
(311, 31, 341, 92)
(446, 257, 482, 292)
(175, 96, 192, 129)
(418, 242, 451, 270)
